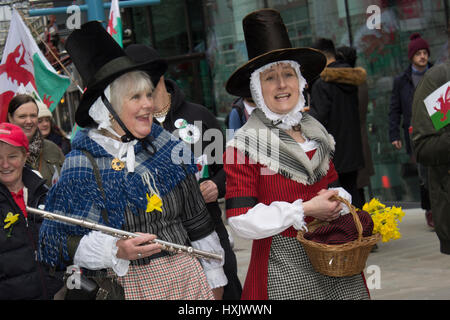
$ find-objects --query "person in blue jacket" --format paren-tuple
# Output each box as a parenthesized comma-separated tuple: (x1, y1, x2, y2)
(226, 97, 256, 139)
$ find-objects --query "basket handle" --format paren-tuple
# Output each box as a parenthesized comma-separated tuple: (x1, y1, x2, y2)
(330, 195, 363, 242)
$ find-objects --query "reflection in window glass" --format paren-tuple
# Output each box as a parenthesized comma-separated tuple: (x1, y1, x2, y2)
(203, 0, 448, 204)
(347, 0, 447, 202)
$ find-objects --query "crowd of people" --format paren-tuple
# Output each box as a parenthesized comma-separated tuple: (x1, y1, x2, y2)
(1, 8, 448, 301)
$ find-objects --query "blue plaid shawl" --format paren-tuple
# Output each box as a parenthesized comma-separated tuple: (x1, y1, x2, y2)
(38, 124, 197, 267)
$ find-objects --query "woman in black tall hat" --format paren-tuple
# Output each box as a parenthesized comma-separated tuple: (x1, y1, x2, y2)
(38, 21, 225, 300)
(223, 9, 370, 300)
(126, 44, 242, 300)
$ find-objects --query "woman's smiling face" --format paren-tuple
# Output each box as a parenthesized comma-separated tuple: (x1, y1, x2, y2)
(260, 62, 300, 115)
(8, 102, 39, 140)
(117, 89, 154, 139)
(0, 142, 27, 191)
(110, 71, 155, 139)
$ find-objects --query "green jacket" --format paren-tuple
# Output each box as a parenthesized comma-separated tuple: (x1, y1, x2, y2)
(35, 139, 65, 188)
(411, 61, 450, 254)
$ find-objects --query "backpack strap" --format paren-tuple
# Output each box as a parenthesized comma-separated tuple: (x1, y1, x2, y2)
(81, 150, 110, 225)
(226, 97, 246, 128)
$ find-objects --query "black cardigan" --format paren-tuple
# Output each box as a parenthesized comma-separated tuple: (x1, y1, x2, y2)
(155, 79, 226, 226)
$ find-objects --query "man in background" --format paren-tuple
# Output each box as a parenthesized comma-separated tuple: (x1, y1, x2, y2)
(310, 38, 366, 209)
(389, 33, 433, 227)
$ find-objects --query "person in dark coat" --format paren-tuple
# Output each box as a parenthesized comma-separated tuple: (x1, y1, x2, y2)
(388, 33, 433, 227)
(309, 38, 366, 209)
(226, 97, 256, 139)
(411, 59, 450, 254)
(0, 122, 63, 299)
(125, 44, 242, 300)
(336, 46, 375, 206)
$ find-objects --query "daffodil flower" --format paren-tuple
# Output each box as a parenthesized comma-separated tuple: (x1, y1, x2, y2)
(4, 212, 19, 229)
(146, 193, 163, 213)
(4, 212, 20, 238)
(364, 198, 405, 243)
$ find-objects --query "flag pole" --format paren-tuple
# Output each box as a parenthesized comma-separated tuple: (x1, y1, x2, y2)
(15, 8, 83, 94)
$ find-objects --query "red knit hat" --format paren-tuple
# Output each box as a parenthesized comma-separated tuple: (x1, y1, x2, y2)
(408, 33, 430, 60)
(0, 122, 29, 152)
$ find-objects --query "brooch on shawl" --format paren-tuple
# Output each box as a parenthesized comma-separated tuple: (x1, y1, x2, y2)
(143, 172, 163, 213)
(174, 118, 201, 144)
(111, 158, 125, 171)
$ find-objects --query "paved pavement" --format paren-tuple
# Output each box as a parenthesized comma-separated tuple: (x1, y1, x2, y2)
(226, 207, 450, 300)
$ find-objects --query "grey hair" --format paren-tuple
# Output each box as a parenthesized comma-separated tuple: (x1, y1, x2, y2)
(110, 70, 154, 113)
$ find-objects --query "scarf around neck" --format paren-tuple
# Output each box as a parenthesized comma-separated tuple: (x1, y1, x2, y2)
(227, 108, 335, 185)
(27, 131, 43, 169)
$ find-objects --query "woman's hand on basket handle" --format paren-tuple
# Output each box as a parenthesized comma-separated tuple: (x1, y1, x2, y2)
(303, 189, 343, 222)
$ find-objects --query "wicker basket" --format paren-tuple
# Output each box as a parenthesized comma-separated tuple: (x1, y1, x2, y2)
(297, 195, 381, 277)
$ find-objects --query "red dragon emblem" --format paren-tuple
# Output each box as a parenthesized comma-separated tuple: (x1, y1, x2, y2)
(107, 11, 117, 37)
(435, 85, 450, 122)
(0, 43, 38, 122)
(0, 43, 36, 90)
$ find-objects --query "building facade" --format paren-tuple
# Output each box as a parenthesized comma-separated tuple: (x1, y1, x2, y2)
(135, 0, 449, 206)
(11, 0, 449, 206)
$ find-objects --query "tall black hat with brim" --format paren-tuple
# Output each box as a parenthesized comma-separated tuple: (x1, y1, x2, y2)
(225, 9, 326, 98)
(124, 44, 166, 86)
(65, 21, 168, 129)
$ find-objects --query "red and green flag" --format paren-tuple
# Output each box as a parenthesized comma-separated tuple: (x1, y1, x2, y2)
(195, 154, 210, 181)
(107, 0, 123, 47)
(423, 81, 450, 131)
(0, 8, 70, 122)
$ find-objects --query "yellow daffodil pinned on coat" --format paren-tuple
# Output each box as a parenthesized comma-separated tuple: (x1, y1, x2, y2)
(4, 212, 20, 238)
(363, 198, 405, 243)
(146, 193, 163, 213)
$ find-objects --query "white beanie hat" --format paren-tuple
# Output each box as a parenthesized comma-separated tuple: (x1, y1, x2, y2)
(37, 101, 53, 119)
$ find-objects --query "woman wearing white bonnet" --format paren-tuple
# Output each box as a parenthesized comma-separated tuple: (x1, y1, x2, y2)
(223, 8, 369, 300)
(39, 21, 226, 300)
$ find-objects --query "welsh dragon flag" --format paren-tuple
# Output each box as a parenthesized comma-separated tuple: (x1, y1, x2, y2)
(107, 0, 123, 47)
(195, 154, 210, 181)
(423, 80, 450, 131)
(0, 9, 70, 123)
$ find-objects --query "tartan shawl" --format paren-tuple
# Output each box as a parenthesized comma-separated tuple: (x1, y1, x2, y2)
(38, 124, 197, 267)
(227, 108, 335, 185)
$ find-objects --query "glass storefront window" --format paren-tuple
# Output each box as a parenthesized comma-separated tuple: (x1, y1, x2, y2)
(204, 0, 266, 116)
(131, 0, 214, 112)
(204, 0, 353, 116)
(54, 90, 79, 138)
(346, 0, 448, 203)
(134, 0, 188, 57)
(204, 0, 448, 205)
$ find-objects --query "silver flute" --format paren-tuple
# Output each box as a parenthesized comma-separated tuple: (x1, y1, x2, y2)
(27, 206, 223, 261)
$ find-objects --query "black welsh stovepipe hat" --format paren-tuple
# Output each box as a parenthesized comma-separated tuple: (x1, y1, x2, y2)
(225, 8, 326, 98)
(65, 21, 167, 140)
